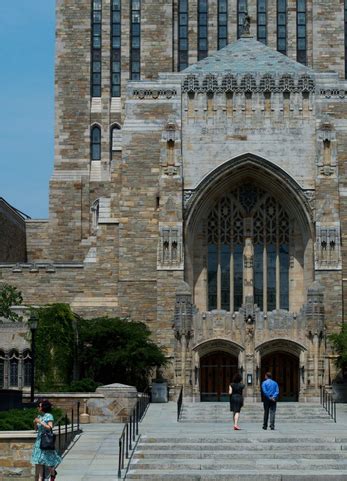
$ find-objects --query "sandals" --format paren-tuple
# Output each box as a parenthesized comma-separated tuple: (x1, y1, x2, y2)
(50, 470, 57, 481)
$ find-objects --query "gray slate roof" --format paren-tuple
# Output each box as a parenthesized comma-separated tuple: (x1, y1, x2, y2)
(183, 36, 314, 76)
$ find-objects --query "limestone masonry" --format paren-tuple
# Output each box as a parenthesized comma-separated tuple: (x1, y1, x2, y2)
(1, 0, 347, 401)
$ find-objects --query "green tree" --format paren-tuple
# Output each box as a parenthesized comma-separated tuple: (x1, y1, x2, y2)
(0, 283, 23, 321)
(78, 317, 167, 390)
(329, 324, 347, 379)
(35, 304, 76, 390)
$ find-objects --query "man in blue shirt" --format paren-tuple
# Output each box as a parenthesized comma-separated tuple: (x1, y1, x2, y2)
(261, 372, 279, 430)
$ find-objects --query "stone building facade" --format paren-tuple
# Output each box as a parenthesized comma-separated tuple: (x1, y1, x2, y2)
(0, 198, 27, 263)
(1, 0, 347, 401)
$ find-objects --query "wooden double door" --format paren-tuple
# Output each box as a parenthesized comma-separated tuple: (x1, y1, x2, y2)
(200, 351, 239, 401)
(261, 352, 299, 401)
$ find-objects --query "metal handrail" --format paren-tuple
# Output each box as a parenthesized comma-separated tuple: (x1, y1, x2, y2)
(118, 392, 150, 479)
(177, 386, 183, 422)
(320, 385, 336, 423)
(56, 401, 81, 455)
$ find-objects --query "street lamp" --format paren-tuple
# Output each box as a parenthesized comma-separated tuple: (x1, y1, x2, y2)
(29, 312, 38, 403)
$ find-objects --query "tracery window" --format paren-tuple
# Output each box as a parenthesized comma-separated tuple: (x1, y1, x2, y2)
(130, 0, 141, 80)
(257, 0, 267, 44)
(0, 352, 4, 388)
(9, 353, 19, 387)
(23, 352, 32, 387)
(207, 184, 290, 312)
(91, 125, 101, 161)
(237, 0, 248, 39)
(198, 0, 208, 60)
(277, 0, 287, 55)
(178, 0, 189, 70)
(218, 0, 228, 49)
(111, 0, 121, 97)
(91, 0, 102, 97)
(296, 0, 307, 65)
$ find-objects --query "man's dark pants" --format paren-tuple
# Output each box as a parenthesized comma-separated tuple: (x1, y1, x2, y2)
(263, 398, 277, 429)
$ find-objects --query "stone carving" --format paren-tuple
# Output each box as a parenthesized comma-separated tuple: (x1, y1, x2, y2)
(304, 281, 325, 337)
(241, 13, 251, 36)
(183, 190, 194, 208)
(315, 224, 341, 270)
(182, 73, 315, 94)
(157, 224, 183, 270)
(319, 89, 347, 99)
(132, 88, 177, 99)
(173, 281, 193, 339)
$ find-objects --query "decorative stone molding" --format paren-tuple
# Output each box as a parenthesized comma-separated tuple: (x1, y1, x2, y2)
(315, 223, 341, 270)
(319, 89, 347, 99)
(182, 73, 315, 94)
(157, 224, 184, 270)
(132, 88, 177, 99)
(304, 281, 325, 337)
(173, 281, 193, 339)
(316, 116, 337, 177)
(183, 190, 194, 208)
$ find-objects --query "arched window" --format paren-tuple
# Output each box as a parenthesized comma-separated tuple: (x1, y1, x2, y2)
(111, 0, 121, 96)
(207, 184, 290, 312)
(23, 351, 32, 387)
(91, 125, 101, 160)
(91, 0, 102, 97)
(178, 0, 189, 70)
(0, 351, 4, 388)
(91, 199, 100, 233)
(111, 124, 122, 151)
(9, 351, 19, 387)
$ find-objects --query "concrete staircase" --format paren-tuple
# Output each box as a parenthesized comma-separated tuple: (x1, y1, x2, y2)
(126, 402, 347, 480)
(179, 401, 335, 423)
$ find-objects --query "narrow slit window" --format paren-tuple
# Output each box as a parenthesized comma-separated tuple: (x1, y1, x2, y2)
(91, 0, 102, 97)
(91, 126, 101, 161)
(297, 0, 307, 65)
(130, 0, 141, 80)
(178, 0, 189, 70)
(277, 0, 287, 54)
(111, 0, 121, 97)
(218, 0, 228, 49)
(198, 0, 208, 60)
(257, 0, 267, 44)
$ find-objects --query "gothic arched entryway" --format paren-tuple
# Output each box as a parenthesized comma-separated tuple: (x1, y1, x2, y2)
(200, 351, 238, 401)
(261, 351, 299, 401)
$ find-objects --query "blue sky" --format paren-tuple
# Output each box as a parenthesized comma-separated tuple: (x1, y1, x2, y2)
(0, 2, 55, 219)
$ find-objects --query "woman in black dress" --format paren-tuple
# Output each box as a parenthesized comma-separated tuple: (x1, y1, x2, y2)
(229, 372, 245, 430)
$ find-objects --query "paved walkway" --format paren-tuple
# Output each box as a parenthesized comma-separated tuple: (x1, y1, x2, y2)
(56, 402, 347, 481)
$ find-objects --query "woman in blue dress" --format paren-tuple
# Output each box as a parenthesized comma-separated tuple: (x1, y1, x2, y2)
(31, 399, 61, 481)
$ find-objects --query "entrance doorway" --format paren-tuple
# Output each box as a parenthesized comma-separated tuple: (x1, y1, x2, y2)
(261, 351, 299, 401)
(200, 351, 238, 401)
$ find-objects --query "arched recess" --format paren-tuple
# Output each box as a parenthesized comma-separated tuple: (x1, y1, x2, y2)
(256, 338, 307, 401)
(193, 338, 244, 401)
(184, 153, 314, 314)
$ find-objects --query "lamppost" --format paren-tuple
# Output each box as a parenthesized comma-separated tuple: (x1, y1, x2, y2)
(29, 312, 38, 403)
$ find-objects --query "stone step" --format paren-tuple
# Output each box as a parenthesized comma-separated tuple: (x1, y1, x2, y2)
(134, 451, 347, 460)
(126, 469, 347, 480)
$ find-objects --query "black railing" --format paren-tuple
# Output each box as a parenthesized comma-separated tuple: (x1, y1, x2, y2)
(56, 401, 81, 455)
(320, 385, 336, 423)
(177, 386, 183, 422)
(118, 392, 150, 479)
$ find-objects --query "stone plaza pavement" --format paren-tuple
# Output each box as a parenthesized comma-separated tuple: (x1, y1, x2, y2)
(56, 401, 347, 481)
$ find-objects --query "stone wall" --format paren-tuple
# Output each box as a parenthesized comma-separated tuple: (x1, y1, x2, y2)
(0, 433, 35, 481)
(0, 199, 26, 263)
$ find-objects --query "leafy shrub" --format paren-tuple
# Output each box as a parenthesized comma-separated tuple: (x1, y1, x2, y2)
(0, 407, 64, 431)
